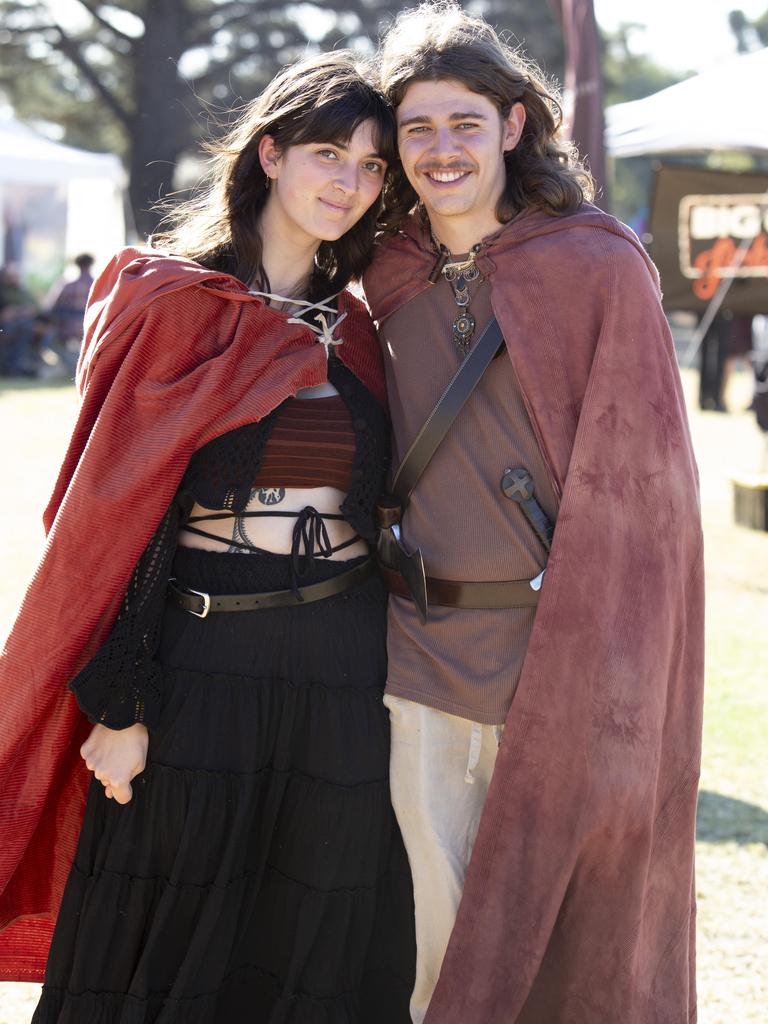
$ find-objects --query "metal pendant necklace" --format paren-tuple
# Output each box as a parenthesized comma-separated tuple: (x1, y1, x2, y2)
(438, 242, 483, 357)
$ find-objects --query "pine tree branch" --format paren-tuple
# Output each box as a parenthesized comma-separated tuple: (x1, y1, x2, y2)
(73, 0, 139, 47)
(54, 23, 133, 128)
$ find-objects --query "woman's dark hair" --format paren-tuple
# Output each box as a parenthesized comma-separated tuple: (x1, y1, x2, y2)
(152, 50, 396, 297)
(375, 1, 594, 233)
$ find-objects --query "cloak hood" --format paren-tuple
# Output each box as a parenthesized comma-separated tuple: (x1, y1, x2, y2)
(0, 247, 386, 978)
(365, 206, 704, 1023)
(365, 203, 658, 323)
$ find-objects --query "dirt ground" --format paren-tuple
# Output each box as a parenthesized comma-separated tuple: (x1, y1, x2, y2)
(0, 367, 766, 1022)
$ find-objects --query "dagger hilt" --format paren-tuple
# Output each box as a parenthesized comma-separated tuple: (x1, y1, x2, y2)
(501, 467, 553, 553)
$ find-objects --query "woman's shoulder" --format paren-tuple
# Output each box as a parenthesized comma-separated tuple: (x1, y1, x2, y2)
(92, 247, 245, 314)
(77, 249, 251, 395)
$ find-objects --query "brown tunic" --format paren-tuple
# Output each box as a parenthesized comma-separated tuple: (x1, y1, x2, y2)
(380, 266, 559, 724)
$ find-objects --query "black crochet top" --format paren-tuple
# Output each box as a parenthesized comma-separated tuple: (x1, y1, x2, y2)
(69, 354, 389, 730)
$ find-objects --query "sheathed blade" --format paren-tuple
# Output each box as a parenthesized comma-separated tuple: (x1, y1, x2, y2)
(397, 544, 429, 624)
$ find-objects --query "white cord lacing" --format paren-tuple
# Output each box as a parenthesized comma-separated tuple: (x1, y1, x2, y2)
(249, 290, 348, 358)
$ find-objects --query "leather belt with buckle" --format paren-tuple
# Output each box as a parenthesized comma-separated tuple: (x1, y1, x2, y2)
(168, 558, 375, 618)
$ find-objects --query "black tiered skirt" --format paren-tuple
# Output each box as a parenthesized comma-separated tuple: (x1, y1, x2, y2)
(34, 547, 416, 1023)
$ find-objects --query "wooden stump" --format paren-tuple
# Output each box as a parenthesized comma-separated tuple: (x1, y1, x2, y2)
(732, 475, 768, 532)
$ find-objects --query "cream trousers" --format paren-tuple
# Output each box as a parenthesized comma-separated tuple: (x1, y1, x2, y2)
(383, 694, 503, 1024)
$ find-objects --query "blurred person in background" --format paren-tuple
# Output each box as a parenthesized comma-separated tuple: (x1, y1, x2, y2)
(0, 263, 39, 377)
(0, 51, 415, 1024)
(698, 309, 754, 412)
(46, 253, 95, 376)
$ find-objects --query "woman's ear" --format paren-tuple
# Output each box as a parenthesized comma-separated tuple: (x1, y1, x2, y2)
(258, 134, 281, 182)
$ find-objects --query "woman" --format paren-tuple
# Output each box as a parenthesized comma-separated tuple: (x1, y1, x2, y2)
(0, 51, 415, 1022)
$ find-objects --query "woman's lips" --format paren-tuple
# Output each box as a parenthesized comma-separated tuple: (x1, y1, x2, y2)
(319, 198, 354, 212)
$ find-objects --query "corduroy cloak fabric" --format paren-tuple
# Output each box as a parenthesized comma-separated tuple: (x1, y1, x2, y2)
(363, 206, 705, 1024)
(0, 247, 388, 980)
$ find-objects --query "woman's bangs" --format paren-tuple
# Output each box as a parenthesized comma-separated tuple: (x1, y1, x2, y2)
(292, 92, 396, 165)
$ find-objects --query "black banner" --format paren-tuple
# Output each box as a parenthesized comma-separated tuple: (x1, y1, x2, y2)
(649, 164, 768, 314)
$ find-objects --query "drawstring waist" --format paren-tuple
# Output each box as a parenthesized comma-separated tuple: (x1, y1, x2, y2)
(183, 505, 361, 593)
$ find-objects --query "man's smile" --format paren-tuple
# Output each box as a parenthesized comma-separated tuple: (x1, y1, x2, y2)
(422, 168, 472, 185)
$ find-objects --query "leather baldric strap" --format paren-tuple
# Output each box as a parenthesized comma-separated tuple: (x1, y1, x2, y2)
(379, 565, 543, 609)
(391, 316, 505, 506)
(168, 558, 375, 618)
(376, 316, 534, 621)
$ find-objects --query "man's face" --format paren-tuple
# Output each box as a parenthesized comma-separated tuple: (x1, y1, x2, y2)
(396, 78, 524, 244)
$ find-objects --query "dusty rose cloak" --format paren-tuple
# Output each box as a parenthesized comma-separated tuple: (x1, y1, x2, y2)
(364, 206, 704, 1024)
(0, 247, 387, 979)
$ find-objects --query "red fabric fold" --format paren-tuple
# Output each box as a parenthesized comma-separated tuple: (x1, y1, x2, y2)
(0, 247, 386, 979)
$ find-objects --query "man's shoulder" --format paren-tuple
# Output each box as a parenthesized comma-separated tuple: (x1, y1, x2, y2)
(497, 206, 659, 294)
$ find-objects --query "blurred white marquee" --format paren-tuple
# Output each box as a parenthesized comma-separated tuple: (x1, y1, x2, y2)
(605, 47, 768, 157)
(0, 114, 126, 274)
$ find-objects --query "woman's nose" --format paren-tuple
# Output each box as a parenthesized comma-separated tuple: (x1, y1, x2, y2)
(333, 164, 359, 195)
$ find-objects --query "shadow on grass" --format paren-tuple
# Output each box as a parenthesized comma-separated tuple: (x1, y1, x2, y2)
(697, 790, 768, 845)
(0, 377, 75, 395)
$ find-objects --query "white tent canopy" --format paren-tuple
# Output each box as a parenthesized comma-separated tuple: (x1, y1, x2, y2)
(1, 113, 126, 272)
(0, 115, 125, 185)
(605, 47, 768, 158)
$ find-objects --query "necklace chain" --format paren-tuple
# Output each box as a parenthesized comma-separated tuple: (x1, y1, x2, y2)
(436, 241, 483, 358)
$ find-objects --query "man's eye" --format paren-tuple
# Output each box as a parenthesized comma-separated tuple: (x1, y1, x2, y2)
(405, 126, 430, 135)
(457, 122, 480, 130)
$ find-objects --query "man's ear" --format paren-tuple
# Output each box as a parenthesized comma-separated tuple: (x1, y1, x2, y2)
(258, 134, 281, 181)
(502, 103, 526, 153)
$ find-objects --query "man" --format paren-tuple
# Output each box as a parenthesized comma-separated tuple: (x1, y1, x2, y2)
(364, 4, 704, 1023)
(47, 252, 95, 374)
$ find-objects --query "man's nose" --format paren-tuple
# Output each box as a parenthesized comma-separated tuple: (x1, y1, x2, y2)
(429, 126, 461, 158)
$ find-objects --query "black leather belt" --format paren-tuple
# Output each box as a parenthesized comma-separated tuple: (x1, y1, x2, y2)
(379, 564, 543, 609)
(168, 558, 375, 618)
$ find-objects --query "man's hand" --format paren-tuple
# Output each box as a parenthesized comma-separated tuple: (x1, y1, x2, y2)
(80, 722, 149, 804)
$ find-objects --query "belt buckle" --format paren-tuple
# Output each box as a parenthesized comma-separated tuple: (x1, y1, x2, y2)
(171, 579, 212, 618)
(529, 569, 546, 592)
(186, 587, 212, 618)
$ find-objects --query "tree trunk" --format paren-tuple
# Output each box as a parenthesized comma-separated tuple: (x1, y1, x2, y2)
(128, 0, 191, 240)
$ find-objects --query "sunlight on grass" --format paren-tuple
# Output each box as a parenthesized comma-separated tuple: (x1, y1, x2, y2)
(0, 369, 765, 1022)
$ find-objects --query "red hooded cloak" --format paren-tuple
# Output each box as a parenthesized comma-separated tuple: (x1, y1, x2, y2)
(363, 206, 704, 1024)
(0, 247, 387, 979)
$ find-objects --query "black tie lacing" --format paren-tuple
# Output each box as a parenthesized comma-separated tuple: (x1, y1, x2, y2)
(290, 506, 333, 595)
(181, 506, 362, 596)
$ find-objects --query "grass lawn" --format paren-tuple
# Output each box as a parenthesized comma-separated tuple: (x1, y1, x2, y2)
(0, 369, 766, 1022)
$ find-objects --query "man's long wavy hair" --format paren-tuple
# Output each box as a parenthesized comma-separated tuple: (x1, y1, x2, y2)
(152, 51, 396, 298)
(376, 1, 593, 234)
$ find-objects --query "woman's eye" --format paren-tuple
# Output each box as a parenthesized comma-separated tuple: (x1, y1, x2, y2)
(317, 149, 339, 159)
(364, 162, 385, 174)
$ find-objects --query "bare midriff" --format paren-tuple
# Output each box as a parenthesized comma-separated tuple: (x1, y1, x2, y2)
(178, 485, 368, 559)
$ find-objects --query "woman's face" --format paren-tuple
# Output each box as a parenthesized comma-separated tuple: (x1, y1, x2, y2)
(260, 119, 388, 247)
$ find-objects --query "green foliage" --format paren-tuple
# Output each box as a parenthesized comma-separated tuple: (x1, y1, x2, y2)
(601, 23, 692, 226)
(0, 0, 563, 235)
(728, 6, 768, 49)
(602, 23, 689, 106)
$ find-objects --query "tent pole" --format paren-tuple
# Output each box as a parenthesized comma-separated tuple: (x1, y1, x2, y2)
(680, 234, 752, 369)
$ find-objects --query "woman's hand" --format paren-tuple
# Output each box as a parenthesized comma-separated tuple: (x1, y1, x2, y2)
(80, 722, 149, 804)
